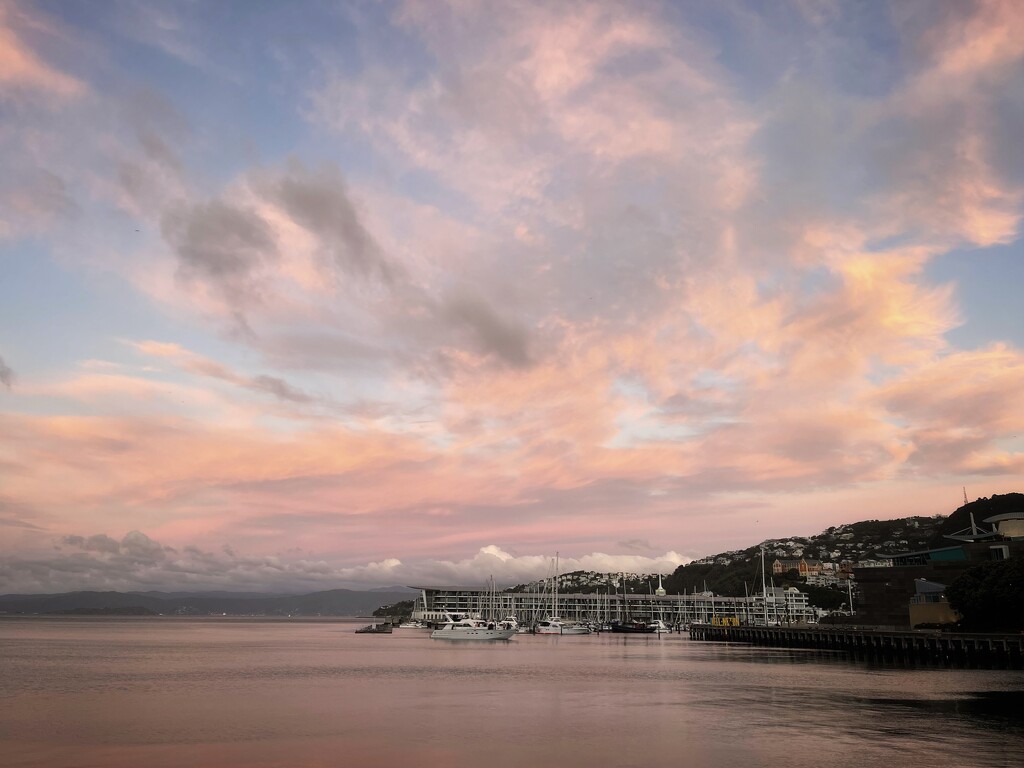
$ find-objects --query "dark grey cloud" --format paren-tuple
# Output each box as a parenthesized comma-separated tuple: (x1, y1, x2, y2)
(121, 530, 170, 560)
(1, 169, 77, 237)
(112, 87, 190, 208)
(62, 533, 121, 555)
(122, 86, 190, 148)
(441, 289, 532, 367)
(266, 160, 395, 284)
(161, 199, 278, 307)
(23, 169, 77, 219)
(0, 517, 44, 531)
(136, 128, 183, 173)
(617, 539, 654, 552)
(261, 331, 383, 371)
(6, 530, 359, 593)
(181, 356, 313, 404)
(0, 354, 13, 389)
(60, 531, 175, 565)
(2, 527, 687, 594)
(248, 374, 313, 404)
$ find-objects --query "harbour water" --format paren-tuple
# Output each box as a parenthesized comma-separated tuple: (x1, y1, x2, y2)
(1, 617, 1022, 767)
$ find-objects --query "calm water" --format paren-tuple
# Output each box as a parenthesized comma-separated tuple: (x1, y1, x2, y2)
(1, 618, 1022, 768)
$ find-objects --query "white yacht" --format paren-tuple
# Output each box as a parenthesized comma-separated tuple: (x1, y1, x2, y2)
(430, 618, 516, 641)
(497, 616, 520, 631)
(535, 617, 591, 635)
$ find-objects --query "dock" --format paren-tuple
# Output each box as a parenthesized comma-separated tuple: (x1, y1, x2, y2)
(689, 624, 1024, 669)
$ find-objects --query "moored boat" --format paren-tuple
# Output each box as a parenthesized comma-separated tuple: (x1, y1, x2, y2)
(355, 623, 393, 634)
(430, 618, 516, 641)
(536, 616, 591, 635)
(609, 619, 656, 634)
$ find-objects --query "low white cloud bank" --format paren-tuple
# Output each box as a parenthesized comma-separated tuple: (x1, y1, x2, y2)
(1, 533, 691, 594)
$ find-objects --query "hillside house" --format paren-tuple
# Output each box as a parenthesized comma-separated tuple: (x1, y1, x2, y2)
(772, 558, 824, 577)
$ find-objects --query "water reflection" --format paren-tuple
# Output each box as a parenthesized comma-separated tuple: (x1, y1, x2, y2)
(1, 618, 1021, 768)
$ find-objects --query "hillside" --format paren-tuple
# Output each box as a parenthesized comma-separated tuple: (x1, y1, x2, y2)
(661, 514, 950, 600)
(0, 589, 414, 617)
(509, 514, 945, 596)
(937, 493, 1024, 539)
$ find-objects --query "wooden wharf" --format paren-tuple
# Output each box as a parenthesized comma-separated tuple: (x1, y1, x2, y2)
(689, 624, 1024, 669)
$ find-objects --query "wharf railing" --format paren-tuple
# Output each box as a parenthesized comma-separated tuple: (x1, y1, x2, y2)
(688, 624, 1024, 669)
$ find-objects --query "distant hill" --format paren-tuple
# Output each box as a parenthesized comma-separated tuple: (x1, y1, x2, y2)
(61, 606, 159, 616)
(937, 493, 1024, 539)
(126, 590, 289, 599)
(661, 514, 948, 599)
(507, 571, 659, 594)
(505, 505, 1010, 613)
(0, 589, 413, 617)
(509, 514, 950, 598)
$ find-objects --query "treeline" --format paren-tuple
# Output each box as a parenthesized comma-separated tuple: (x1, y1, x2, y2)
(372, 600, 415, 618)
(948, 558, 1024, 632)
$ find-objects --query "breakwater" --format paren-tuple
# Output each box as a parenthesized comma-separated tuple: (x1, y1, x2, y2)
(689, 624, 1024, 669)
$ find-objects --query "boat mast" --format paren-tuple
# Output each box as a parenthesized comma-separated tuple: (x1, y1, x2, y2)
(621, 572, 629, 622)
(761, 545, 768, 626)
(554, 552, 559, 619)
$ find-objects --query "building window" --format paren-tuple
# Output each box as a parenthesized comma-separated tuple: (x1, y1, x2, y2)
(989, 545, 1009, 561)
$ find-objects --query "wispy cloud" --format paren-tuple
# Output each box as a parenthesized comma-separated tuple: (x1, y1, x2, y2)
(0, 1, 1022, 586)
(0, 354, 13, 389)
(0, 3, 85, 99)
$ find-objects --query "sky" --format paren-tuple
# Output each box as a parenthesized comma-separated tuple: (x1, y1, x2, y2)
(1, 0, 1023, 594)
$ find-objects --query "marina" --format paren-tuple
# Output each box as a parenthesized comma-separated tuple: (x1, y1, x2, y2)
(410, 584, 817, 627)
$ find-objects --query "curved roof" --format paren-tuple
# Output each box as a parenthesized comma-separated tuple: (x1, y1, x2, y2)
(983, 512, 1024, 523)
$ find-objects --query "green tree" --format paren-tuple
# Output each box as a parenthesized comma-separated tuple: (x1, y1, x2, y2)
(946, 558, 1024, 631)
(373, 599, 414, 619)
(798, 584, 846, 611)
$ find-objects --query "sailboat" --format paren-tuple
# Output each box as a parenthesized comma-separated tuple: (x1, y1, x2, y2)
(610, 573, 657, 633)
(536, 553, 591, 635)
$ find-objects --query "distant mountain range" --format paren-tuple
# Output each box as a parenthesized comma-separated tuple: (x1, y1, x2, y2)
(0, 588, 415, 617)
(4, 495, 1019, 615)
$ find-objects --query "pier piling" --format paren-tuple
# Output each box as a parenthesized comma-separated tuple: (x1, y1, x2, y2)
(688, 625, 1024, 669)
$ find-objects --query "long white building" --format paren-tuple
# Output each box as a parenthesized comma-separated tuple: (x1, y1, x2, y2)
(410, 585, 815, 626)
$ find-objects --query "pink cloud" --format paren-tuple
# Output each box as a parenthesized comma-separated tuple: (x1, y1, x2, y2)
(921, 0, 1024, 78)
(0, 4, 84, 99)
(2, 1, 1024, 586)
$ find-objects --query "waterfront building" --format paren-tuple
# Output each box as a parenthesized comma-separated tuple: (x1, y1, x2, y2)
(410, 585, 817, 626)
(853, 518, 1024, 628)
(908, 578, 959, 627)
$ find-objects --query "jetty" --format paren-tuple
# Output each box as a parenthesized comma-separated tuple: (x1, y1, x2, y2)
(355, 620, 394, 634)
(689, 624, 1024, 669)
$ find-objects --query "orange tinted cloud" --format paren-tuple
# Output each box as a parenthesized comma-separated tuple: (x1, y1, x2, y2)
(0, 4, 84, 98)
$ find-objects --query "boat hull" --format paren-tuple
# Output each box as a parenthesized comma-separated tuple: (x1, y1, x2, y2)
(536, 617, 591, 635)
(430, 627, 516, 641)
(557, 626, 591, 635)
(609, 623, 657, 634)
